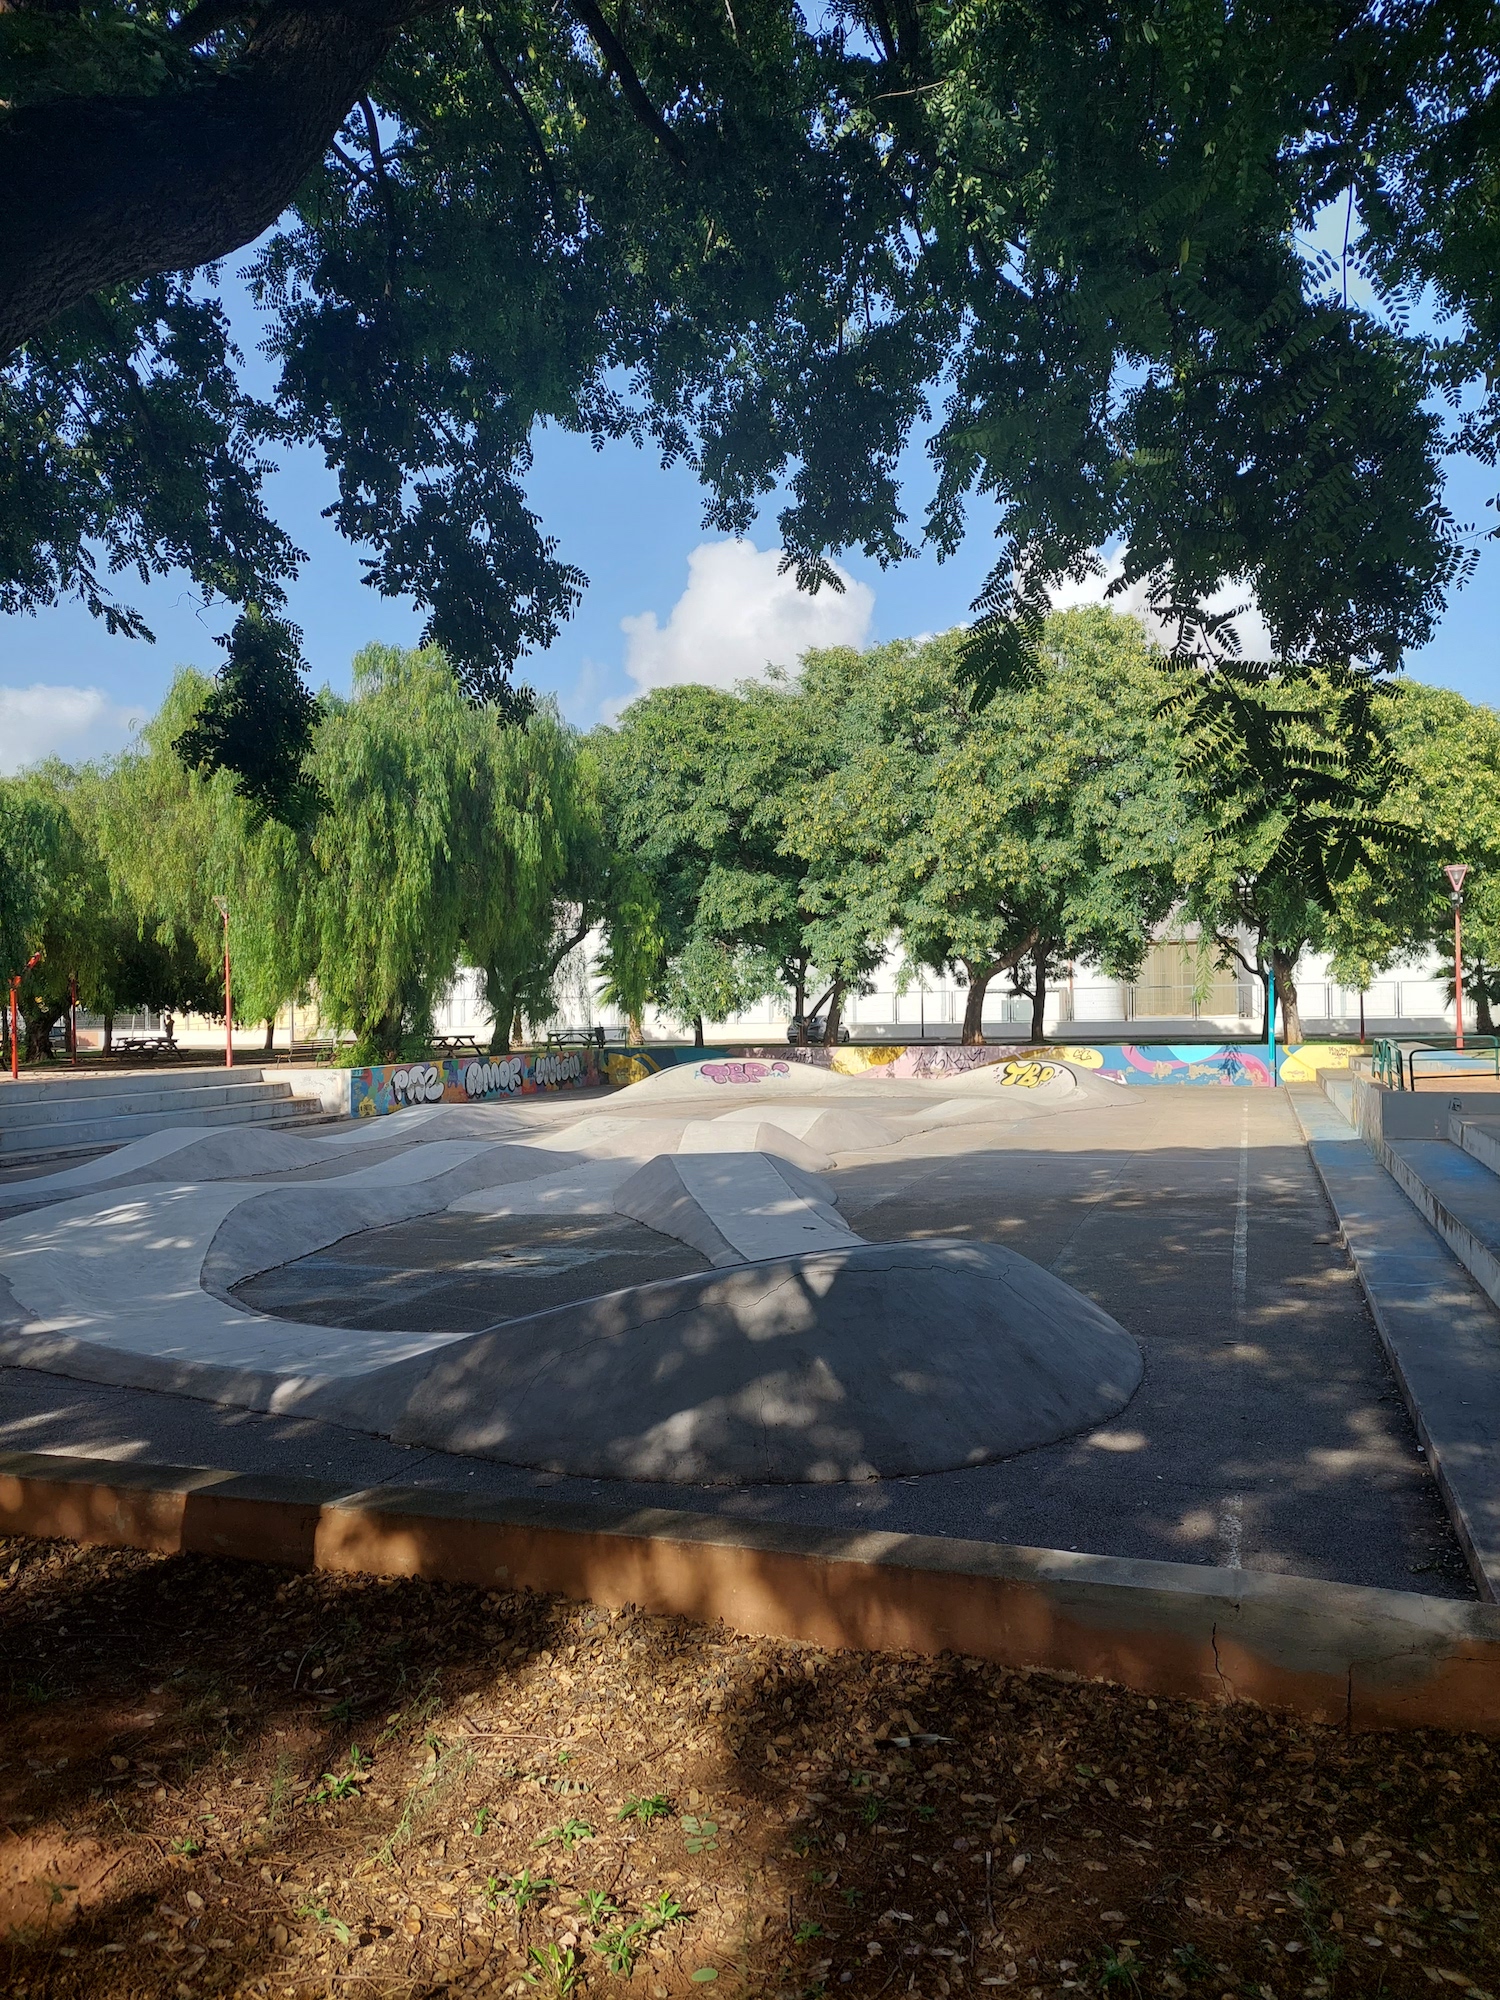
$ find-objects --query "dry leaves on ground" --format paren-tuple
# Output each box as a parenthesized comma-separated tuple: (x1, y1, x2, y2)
(0, 1535, 1496, 2000)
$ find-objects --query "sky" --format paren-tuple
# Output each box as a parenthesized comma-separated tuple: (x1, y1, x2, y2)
(3, 292, 1498, 773)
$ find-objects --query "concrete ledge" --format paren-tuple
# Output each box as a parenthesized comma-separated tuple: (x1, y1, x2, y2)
(1287, 1086, 1500, 1602)
(2, 1449, 1498, 1735)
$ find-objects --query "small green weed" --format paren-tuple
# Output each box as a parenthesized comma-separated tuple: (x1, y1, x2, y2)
(1096, 1946, 1139, 1992)
(537, 1815, 594, 1854)
(793, 1920, 824, 1944)
(473, 1805, 493, 1836)
(681, 1814, 718, 1855)
(618, 1793, 671, 1823)
(295, 1900, 352, 1947)
(503, 1869, 556, 1915)
(577, 1890, 618, 1926)
(527, 1942, 581, 1994)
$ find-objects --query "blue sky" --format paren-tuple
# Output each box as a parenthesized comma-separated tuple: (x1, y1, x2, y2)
(2, 291, 1497, 770)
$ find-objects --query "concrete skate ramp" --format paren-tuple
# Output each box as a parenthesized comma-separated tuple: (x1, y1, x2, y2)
(343, 1241, 1142, 1483)
(613, 1152, 854, 1266)
(201, 1144, 584, 1294)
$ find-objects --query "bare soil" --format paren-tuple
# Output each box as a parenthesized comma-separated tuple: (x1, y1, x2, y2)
(1, 1535, 1496, 2000)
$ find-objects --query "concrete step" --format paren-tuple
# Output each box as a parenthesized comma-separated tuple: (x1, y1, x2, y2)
(0, 1065, 271, 1106)
(0, 1076, 289, 1131)
(1286, 1083, 1500, 1600)
(0, 1089, 327, 1160)
(1384, 1138, 1500, 1316)
(1454, 1114, 1500, 1182)
(1319, 1072, 1356, 1126)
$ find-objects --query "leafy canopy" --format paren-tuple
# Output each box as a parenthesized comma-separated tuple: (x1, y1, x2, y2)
(4, 0, 1499, 761)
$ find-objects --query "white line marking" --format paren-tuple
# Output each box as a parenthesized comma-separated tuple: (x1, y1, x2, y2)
(1218, 1492, 1244, 1570)
(1232, 1102, 1250, 1320)
(1220, 1103, 1251, 1570)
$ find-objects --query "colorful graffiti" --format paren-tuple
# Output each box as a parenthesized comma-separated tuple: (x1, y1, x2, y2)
(350, 1048, 599, 1116)
(699, 1059, 792, 1087)
(708, 1041, 1365, 1087)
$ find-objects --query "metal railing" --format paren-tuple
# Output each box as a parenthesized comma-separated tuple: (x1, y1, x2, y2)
(1372, 1035, 1500, 1090)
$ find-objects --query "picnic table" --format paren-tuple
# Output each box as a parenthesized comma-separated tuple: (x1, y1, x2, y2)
(112, 1035, 179, 1061)
(431, 1034, 487, 1059)
(547, 1027, 606, 1049)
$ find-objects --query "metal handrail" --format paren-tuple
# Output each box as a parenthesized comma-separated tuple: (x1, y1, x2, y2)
(1372, 1037, 1406, 1089)
(1407, 1038, 1500, 1090)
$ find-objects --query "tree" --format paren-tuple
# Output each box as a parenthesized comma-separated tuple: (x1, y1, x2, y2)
(460, 713, 617, 1052)
(1326, 683, 1500, 1035)
(598, 680, 820, 1042)
(5, 0, 1492, 765)
(99, 670, 315, 1042)
(1175, 664, 1414, 1043)
(791, 614, 1183, 1044)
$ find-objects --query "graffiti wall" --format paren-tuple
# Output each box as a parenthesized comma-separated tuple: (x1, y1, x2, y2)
(350, 1048, 599, 1117)
(716, 1042, 1366, 1087)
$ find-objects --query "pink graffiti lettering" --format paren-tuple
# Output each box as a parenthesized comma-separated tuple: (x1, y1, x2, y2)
(700, 1059, 791, 1086)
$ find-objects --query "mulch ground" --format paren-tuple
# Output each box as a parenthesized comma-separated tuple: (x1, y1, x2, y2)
(1, 1536, 1496, 2000)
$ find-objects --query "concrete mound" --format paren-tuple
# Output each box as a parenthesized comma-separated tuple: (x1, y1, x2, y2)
(612, 1151, 854, 1266)
(343, 1240, 1143, 1483)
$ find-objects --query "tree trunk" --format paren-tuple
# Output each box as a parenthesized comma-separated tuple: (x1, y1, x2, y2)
(1475, 963, 1496, 1038)
(487, 982, 515, 1055)
(23, 1004, 65, 1063)
(960, 961, 992, 1044)
(1271, 949, 1303, 1044)
(1029, 943, 1050, 1044)
(0, 0, 424, 356)
(263, 1016, 275, 1051)
(103, 1010, 115, 1056)
(822, 980, 846, 1049)
(693, 1014, 705, 1048)
(628, 1010, 643, 1043)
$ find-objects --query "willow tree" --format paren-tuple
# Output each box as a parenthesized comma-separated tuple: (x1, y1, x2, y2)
(99, 670, 313, 1042)
(459, 711, 618, 1052)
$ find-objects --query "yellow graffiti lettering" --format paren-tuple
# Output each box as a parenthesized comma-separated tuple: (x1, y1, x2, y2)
(997, 1060, 1057, 1088)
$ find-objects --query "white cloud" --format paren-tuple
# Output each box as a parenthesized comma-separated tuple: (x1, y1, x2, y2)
(1050, 551, 1275, 662)
(615, 540, 874, 712)
(0, 685, 147, 774)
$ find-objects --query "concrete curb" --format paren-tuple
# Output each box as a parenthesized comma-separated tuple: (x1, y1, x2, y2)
(1287, 1085, 1500, 1604)
(2, 1449, 1498, 1735)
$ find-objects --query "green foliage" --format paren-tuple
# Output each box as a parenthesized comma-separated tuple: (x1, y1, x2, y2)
(1327, 682, 1500, 1027)
(173, 607, 324, 829)
(1174, 661, 1419, 1036)
(791, 614, 1183, 1041)
(7, 0, 1496, 736)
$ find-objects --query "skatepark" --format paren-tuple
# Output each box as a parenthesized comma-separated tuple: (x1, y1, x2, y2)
(0, 1048, 1483, 1601)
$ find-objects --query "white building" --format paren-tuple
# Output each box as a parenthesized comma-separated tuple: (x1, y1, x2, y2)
(434, 930, 1461, 1047)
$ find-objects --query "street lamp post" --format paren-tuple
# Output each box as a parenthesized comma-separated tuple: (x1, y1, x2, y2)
(213, 896, 233, 1069)
(1445, 864, 1470, 1052)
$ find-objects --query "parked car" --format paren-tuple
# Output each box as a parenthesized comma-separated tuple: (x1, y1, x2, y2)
(785, 1014, 851, 1046)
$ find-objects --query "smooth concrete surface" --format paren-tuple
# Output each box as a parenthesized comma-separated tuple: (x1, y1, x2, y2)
(1385, 1138, 1500, 1314)
(615, 1150, 858, 1264)
(5, 1448, 1498, 1734)
(1289, 1084, 1500, 1600)
(335, 1240, 1142, 1482)
(0, 1085, 1468, 1595)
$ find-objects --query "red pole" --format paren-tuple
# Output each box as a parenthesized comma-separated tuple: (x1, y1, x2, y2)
(9, 978, 18, 1082)
(1456, 902, 1465, 1053)
(69, 974, 77, 1065)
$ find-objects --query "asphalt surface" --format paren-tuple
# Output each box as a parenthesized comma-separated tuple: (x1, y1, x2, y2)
(234, 1211, 710, 1331)
(0, 1086, 1472, 1596)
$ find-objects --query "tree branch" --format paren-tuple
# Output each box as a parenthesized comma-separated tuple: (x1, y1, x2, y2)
(170, 0, 262, 47)
(566, 0, 687, 168)
(0, 0, 435, 356)
(476, 26, 563, 230)
(357, 93, 400, 298)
